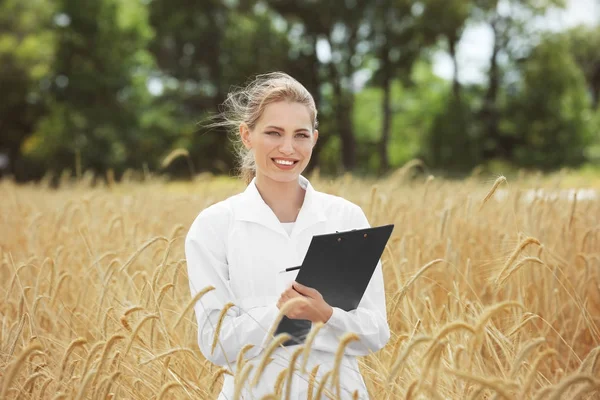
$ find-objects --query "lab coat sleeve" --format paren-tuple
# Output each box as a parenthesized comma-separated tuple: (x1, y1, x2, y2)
(310, 204, 391, 356)
(185, 209, 279, 368)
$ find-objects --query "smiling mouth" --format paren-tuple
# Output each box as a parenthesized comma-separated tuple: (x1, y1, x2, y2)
(272, 158, 299, 166)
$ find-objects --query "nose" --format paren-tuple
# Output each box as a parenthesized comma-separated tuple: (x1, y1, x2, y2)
(279, 135, 294, 155)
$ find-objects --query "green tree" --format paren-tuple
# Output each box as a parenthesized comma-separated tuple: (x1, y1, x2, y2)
(507, 33, 593, 169)
(147, 1, 294, 176)
(473, 0, 565, 161)
(563, 25, 600, 109)
(0, 0, 55, 180)
(24, 0, 155, 178)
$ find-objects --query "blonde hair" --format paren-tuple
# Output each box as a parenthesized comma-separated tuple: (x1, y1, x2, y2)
(211, 72, 318, 184)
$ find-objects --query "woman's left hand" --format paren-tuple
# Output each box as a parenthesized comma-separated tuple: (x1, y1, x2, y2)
(277, 282, 333, 324)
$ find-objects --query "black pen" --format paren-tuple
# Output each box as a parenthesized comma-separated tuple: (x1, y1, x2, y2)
(285, 265, 301, 272)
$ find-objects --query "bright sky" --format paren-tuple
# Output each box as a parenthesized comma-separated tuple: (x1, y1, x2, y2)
(432, 0, 600, 84)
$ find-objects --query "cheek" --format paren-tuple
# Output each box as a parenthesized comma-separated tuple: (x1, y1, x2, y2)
(297, 140, 314, 153)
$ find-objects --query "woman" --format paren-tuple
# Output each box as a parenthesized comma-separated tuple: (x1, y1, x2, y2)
(185, 72, 390, 399)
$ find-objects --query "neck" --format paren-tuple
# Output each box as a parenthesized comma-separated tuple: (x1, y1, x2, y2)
(254, 173, 305, 223)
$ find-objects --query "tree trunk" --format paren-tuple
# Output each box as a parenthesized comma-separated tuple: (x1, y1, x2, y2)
(481, 19, 503, 160)
(379, 56, 391, 174)
(329, 63, 356, 171)
(306, 36, 324, 174)
(448, 36, 461, 101)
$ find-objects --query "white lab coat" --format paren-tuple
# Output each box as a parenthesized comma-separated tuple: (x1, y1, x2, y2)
(185, 175, 390, 399)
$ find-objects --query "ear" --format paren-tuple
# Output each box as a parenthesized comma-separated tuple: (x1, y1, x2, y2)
(312, 129, 319, 147)
(239, 123, 252, 150)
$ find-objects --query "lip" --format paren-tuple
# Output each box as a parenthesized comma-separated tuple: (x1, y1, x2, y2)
(272, 158, 299, 170)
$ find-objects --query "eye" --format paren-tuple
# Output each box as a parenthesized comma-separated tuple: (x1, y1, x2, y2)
(296, 133, 310, 138)
(265, 131, 281, 136)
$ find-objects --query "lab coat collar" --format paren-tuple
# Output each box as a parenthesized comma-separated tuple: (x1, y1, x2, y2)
(234, 175, 326, 237)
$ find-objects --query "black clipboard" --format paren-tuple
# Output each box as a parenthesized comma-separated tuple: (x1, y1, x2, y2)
(274, 224, 394, 346)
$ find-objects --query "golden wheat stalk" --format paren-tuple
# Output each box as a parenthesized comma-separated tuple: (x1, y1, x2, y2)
(118, 236, 169, 273)
(577, 345, 600, 375)
(300, 321, 324, 373)
(161, 148, 190, 169)
(330, 332, 360, 397)
(91, 334, 125, 388)
(445, 367, 514, 399)
(509, 337, 546, 379)
(123, 314, 157, 357)
(157, 381, 183, 399)
(284, 346, 305, 399)
(140, 347, 196, 365)
(59, 337, 87, 382)
(314, 370, 334, 400)
(74, 368, 97, 400)
(174, 285, 216, 328)
(236, 343, 256, 372)
(307, 364, 320, 400)
(264, 296, 310, 342)
(210, 367, 233, 394)
(387, 335, 433, 383)
(546, 374, 600, 400)
(1, 342, 43, 398)
(479, 175, 506, 211)
(521, 349, 559, 397)
(391, 259, 445, 308)
(497, 256, 544, 286)
(97, 371, 121, 400)
(494, 237, 541, 284)
(81, 340, 106, 376)
(234, 362, 254, 399)
(251, 332, 291, 387)
(211, 302, 236, 355)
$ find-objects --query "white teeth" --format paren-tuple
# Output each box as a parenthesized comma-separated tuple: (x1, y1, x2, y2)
(274, 159, 294, 166)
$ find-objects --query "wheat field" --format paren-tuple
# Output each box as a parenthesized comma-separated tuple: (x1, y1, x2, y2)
(1, 164, 599, 399)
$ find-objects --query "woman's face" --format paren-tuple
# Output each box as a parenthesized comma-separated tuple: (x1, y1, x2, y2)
(240, 101, 318, 184)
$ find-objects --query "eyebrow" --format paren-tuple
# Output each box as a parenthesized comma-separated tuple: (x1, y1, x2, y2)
(265, 125, 310, 133)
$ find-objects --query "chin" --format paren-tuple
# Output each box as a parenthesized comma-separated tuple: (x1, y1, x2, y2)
(270, 172, 300, 183)
(261, 169, 302, 183)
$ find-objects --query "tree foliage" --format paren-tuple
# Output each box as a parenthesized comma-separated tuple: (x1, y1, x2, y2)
(0, 0, 597, 181)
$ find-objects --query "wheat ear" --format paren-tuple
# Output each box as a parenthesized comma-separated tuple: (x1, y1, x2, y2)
(314, 370, 334, 400)
(285, 345, 305, 399)
(331, 332, 360, 397)
(251, 333, 291, 387)
(59, 337, 87, 382)
(387, 335, 433, 383)
(444, 367, 513, 399)
(211, 302, 236, 355)
(123, 314, 157, 357)
(174, 285, 215, 328)
(479, 176, 506, 211)
(1, 342, 43, 399)
(307, 364, 320, 400)
(233, 362, 254, 399)
(509, 337, 546, 379)
(547, 374, 600, 400)
(494, 237, 541, 285)
(92, 334, 125, 388)
(300, 321, 324, 373)
(274, 367, 288, 396)
(236, 343, 256, 371)
(157, 381, 183, 399)
(521, 349, 558, 397)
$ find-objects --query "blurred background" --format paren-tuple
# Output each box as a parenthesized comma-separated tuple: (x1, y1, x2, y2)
(1, 0, 599, 183)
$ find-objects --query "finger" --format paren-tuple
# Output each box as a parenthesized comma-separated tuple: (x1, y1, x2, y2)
(293, 282, 319, 298)
(285, 288, 301, 298)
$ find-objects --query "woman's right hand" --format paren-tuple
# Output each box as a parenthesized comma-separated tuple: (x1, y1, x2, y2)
(277, 282, 333, 324)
